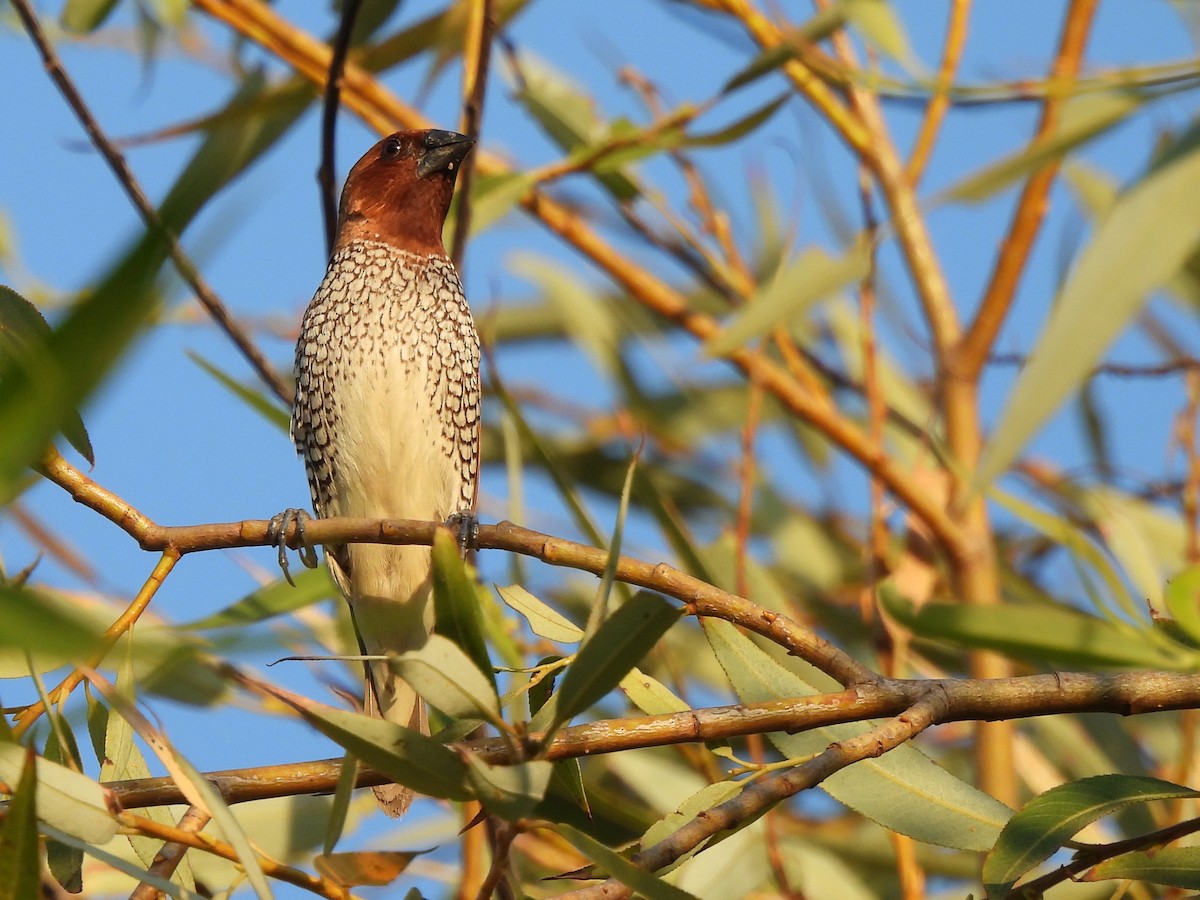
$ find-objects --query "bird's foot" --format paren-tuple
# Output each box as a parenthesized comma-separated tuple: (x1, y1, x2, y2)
(267, 508, 320, 586)
(445, 510, 479, 557)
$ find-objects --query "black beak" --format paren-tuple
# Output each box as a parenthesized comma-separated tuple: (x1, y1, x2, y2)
(417, 130, 475, 178)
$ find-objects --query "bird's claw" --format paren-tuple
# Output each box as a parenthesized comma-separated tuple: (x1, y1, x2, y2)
(267, 508, 319, 586)
(445, 510, 479, 557)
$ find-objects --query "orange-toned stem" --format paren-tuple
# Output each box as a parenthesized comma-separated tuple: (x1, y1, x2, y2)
(12, 548, 179, 737)
(906, 0, 972, 185)
(955, 0, 1101, 381)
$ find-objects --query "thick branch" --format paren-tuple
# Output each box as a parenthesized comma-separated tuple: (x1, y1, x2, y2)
(106, 672, 1200, 809)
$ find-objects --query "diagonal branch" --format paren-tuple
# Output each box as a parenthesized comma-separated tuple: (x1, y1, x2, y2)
(11, 0, 291, 406)
(955, 0, 1101, 381)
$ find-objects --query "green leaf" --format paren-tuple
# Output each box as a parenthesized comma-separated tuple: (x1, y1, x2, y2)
(46, 833, 84, 894)
(496, 584, 583, 643)
(0, 748, 40, 900)
(641, 781, 742, 850)
(684, 95, 788, 148)
(392, 635, 502, 727)
(60, 0, 120, 32)
(548, 592, 680, 731)
(558, 824, 699, 900)
(706, 241, 870, 356)
(944, 91, 1147, 204)
(881, 590, 1191, 670)
(291, 700, 470, 802)
(463, 753, 553, 820)
(1165, 564, 1200, 644)
(322, 753, 357, 857)
(0, 587, 101, 677)
(620, 667, 690, 715)
(0, 285, 93, 466)
(586, 452, 640, 638)
(188, 352, 289, 433)
(183, 566, 335, 629)
(705, 618, 1013, 851)
(983, 775, 1199, 894)
(721, 9, 846, 93)
(0, 743, 117, 844)
(1085, 846, 1200, 888)
(843, 0, 915, 66)
(42, 823, 201, 900)
(432, 529, 495, 687)
(978, 124, 1200, 488)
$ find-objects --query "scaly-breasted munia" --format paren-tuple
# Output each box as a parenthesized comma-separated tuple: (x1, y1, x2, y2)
(288, 129, 480, 816)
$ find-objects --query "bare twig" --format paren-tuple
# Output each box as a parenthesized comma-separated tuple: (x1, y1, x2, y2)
(451, 0, 497, 270)
(10, 0, 291, 406)
(129, 805, 211, 900)
(318, 0, 365, 257)
(955, 0, 1101, 381)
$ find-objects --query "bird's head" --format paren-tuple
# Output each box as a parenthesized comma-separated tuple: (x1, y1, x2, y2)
(335, 129, 475, 256)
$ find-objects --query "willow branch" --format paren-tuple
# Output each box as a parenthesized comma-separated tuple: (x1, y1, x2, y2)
(11, 0, 291, 406)
(906, 0, 971, 185)
(955, 0, 1101, 381)
(128, 805, 211, 900)
(105, 671, 1200, 809)
(563, 692, 949, 899)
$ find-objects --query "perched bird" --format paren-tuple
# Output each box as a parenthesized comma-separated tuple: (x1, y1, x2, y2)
(287, 129, 480, 816)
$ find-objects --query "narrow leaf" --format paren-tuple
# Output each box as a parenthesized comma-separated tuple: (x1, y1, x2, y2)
(706, 241, 870, 356)
(431, 529, 494, 686)
(1085, 846, 1200, 888)
(392, 635, 502, 726)
(558, 824, 699, 900)
(978, 126, 1200, 487)
(0, 748, 39, 900)
(463, 753, 553, 820)
(705, 618, 1012, 851)
(188, 352, 289, 433)
(550, 592, 680, 731)
(983, 775, 1199, 893)
(314, 851, 426, 887)
(183, 566, 335, 629)
(0, 743, 117, 844)
(497, 584, 583, 643)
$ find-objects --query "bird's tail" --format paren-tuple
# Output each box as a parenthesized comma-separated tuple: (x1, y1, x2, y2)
(363, 663, 427, 817)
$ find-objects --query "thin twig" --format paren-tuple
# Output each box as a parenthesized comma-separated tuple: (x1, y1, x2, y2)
(10, 0, 291, 406)
(129, 805, 211, 900)
(955, 0, 1101, 381)
(906, 0, 971, 185)
(318, 0, 365, 257)
(450, 0, 497, 270)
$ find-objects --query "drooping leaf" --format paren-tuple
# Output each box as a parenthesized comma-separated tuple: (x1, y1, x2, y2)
(557, 824, 699, 900)
(0, 743, 117, 845)
(978, 123, 1200, 487)
(705, 618, 1013, 851)
(463, 752, 553, 820)
(0, 286, 93, 466)
(188, 352, 290, 433)
(545, 592, 680, 732)
(983, 775, 1200, 894)
(280, 695, 470, 802)
(431, 529, 494, 687)
(0, 748, 40, 900)
(496, 584, 583, 643)
(843, 0, 915, 66)
(392, 635, 502, 727)
(322, 753, 357, 857)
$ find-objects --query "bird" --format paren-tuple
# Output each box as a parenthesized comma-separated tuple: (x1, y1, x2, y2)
(284, 129, 480, 816)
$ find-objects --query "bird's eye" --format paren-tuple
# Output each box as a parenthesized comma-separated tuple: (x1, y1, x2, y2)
(381, 137, 402, 158)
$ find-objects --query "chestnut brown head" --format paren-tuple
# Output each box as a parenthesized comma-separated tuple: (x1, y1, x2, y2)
(335, 129, 474, 256)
